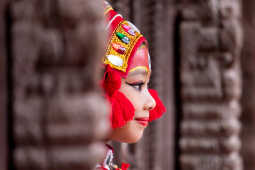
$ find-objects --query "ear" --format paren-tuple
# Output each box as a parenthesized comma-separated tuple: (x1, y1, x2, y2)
(148, 89, 166, 122)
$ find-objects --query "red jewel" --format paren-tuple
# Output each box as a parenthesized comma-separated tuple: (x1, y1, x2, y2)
(112, 43, 126, 54)
(122, 24, 135, 36)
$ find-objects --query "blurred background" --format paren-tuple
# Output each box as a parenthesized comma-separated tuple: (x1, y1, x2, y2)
(0, 0, 254, 170)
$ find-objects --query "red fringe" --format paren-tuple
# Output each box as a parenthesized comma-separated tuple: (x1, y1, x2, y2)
(103, 66, 121, 96)
(148, 89, 166, 122)
(110, 91, 135, 128)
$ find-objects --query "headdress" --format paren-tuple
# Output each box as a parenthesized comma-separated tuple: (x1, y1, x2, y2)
(102, 1, 166, 128)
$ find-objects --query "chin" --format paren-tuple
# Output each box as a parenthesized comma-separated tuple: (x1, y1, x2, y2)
(115, 135, 143, 144)
(123, 133, 143, 143)
(109, 121, 145, 143)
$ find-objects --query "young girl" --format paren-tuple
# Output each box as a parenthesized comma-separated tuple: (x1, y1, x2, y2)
(97, 2, 166, 169)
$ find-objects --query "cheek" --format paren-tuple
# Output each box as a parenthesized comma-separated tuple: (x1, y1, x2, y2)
(110, 121, 145, 143)
(119, 84, 142, 113)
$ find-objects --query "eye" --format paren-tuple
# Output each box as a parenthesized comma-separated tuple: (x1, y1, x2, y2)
(126, 82, 145, 91)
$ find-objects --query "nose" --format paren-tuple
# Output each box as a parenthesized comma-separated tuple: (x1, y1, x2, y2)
(143, 89, 156, 111)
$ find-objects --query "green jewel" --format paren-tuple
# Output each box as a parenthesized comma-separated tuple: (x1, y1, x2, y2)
(116, 32, 130, 44)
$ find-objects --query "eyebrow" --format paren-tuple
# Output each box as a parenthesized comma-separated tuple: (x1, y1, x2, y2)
(128, 69, 148, 77)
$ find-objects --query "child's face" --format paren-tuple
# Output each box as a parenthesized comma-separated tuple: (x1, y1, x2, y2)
(109, 46, 156, 143)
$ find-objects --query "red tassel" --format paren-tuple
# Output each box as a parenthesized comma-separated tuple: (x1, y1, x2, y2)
(148, 89, 166, 122)
(110, 91, 135, 128)
(103, 66, 121, 96)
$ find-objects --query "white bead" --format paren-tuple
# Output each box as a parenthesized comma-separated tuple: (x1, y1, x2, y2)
(107, 55, 124, 67)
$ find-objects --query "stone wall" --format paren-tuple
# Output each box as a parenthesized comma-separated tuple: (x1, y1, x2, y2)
(0, 0, 8, 169)
(179, 0, 243, 170)
(241, 1, 255, 170)
(9, 0, 109, 170)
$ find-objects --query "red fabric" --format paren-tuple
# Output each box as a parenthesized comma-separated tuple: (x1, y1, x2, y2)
(110, 91, 135, 128)
(105, 9, 117, 22)
(108, 16, 123, 37)
(148, 89, 166, 122)
(105, 8, 124, 38)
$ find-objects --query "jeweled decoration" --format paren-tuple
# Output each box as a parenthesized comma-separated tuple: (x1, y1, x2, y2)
(122, 24, 135, 36)
(116, 32, 130, 44)
(112, 43, 126, 54)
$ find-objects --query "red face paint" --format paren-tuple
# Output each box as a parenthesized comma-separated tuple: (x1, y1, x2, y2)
(128, 45, 151, 73)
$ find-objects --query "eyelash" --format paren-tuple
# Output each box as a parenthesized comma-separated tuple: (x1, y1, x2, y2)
(126, 82, 145, 91)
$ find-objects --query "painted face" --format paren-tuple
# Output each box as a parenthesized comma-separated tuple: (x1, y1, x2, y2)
(109, 45, 156, 143)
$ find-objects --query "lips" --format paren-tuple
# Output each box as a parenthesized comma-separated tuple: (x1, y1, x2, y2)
(135, 117, 149, 127)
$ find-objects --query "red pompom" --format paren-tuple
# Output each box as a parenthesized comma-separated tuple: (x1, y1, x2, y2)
(148, 89, 166, 122)
(103, 66, 121, 96)
(110, 91, 135, 128)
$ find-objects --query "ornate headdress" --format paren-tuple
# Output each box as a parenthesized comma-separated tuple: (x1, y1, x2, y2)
(103, 1, 166, 128)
